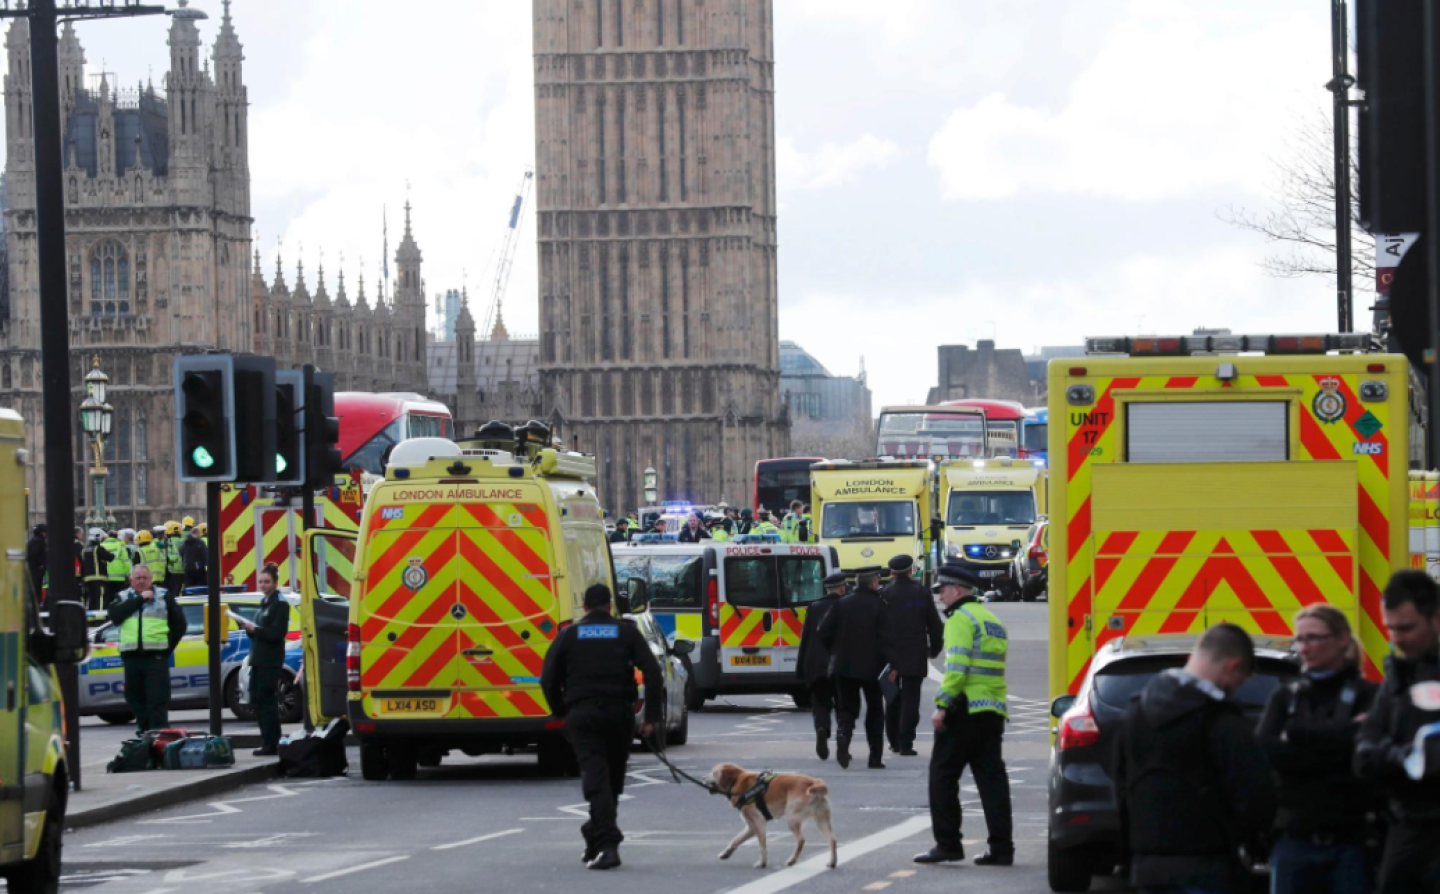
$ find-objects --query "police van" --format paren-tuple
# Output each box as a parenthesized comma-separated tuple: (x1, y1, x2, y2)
(613, 536, 838, 709)
(298, 428, 692, 781)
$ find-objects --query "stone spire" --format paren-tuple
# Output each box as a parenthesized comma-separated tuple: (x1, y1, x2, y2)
(293, 256, 309, 302)
(272, 249, 287, 294)
(314, 256, 330, 307)
(57, 20, 84, 109)
(335, 255, 350, 308)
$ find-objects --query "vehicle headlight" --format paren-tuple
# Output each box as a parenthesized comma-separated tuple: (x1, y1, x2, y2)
(945, 543, 961, 558)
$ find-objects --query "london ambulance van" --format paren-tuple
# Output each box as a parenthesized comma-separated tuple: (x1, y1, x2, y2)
(811, 460, 937, 584)
(299, 434, 676, 781)
(940, 456, 1046, 600)
(613, 537, 838, 709)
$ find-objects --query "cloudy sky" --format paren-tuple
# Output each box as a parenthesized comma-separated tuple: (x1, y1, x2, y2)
(18, 0, 1346, 411)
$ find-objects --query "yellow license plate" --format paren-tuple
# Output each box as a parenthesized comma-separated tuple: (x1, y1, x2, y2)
(730, 654, 771, 667)
(380, 698, 441, 714)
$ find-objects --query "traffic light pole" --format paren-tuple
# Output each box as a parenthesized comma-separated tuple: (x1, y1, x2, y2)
(207, 481, 223, 737)
(302, 364, 316, 533)
(1424, 0, 1440, 470)
(1332, 0, 1355, 334)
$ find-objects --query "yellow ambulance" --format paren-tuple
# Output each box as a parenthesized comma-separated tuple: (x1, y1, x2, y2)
(811, 460, 937, 584)
(1048, 334, 1411, 704)
(0, 409, 86, 891)
(940, 456, 1047, 600)
(299, 431, 662, 780)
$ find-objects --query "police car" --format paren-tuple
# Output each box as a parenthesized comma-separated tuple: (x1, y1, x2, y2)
(80, 588, 305, 725)
(613, 535, 838, 710)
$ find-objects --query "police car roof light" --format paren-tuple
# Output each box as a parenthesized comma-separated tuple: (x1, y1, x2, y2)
(735, 534, 782, 543)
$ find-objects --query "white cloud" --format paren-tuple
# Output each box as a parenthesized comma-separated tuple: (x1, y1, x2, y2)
(926, 2, 1326, 202)
(777, 134, 902, 192)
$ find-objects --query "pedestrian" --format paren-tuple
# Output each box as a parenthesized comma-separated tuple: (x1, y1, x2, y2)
(24, 524, 45, 605)
(540, 583, 664, 871)
(818, 565, 889, 769)
(237, 563, 291, 757)
(797, 571, 847, 760)
(1259, 603, 1380, 894)
(652, 518, 669, 537)
(880, 554, 944, 756)
(181, 524, 208, 587)
(915, 562, 1014, 867)
(609, 518, 632, 544)
(80, 528, 107, 611)
(677, 512, 711, 543)
(100, 528, 132, 605)
(105, 563, 186, 734)
(1356, 570, 1440, 894)
(1111, 622, 1277, 893)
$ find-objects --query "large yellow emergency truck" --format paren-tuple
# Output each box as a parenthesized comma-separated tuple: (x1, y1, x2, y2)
(1048, 334, 1411, 704)
(811, 460, 937, 583)
(941, 456, 1047, 600)
(0, 410, 86, 892)
(299, 433, 633, 781)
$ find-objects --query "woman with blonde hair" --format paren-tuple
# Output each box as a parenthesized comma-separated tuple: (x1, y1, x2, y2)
(1257, 604, 1380, 894)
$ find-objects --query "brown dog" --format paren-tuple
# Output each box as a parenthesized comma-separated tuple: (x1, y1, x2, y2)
(705, 762, 838, 870)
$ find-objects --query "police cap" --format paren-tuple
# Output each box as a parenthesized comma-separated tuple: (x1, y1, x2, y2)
(887, 554, 914, 575)
(853, 565, 883, 577)
(933, 562, 983, 592)
(823, 571, 849, 589)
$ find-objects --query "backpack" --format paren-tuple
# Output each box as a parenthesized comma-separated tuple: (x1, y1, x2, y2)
(162, 735, 235, 770)
(278, 718, 350, 778)
(107, 737, 156, 773)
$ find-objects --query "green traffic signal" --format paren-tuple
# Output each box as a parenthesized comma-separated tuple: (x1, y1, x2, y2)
(192, 446, 216, 469)
(276, 453, 288, 474)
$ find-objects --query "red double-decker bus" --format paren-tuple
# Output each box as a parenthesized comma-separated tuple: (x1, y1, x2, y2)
(336, 392, 454, 474)
(753, 457, 824, 514)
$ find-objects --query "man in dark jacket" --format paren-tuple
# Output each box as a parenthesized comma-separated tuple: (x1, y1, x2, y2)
(105, 564, 187, 734)
(1355, 570, 1440, 894)
(541, 584, 664, 871)
(797, 571, 848, 760)
(181, 527, 208, 587)
(239, 564, 291, 757)
(818, 566, 889, 770)
(1113, 622, 1277, 894)
(1258, 603, 1378, 894)
(880, 554, 944, 756)
(608, 518, 632, 544)
(24, 524, 44, 604)
(676, 513, 711, 543)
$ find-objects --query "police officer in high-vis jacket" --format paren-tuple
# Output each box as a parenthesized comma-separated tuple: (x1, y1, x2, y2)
(105, 564, 187, 733)
(100, 529, 131, 606)
(915, 562, 1014, 867)
(541, 584, 664, 871)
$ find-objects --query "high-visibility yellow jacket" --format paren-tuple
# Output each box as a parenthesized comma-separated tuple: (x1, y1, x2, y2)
(102, 538, 132, 582)
(138, 542, 166, 577)
(935, 598, 1008, 718)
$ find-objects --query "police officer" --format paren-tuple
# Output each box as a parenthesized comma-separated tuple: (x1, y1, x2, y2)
(541, 583, 664, 871)
(916, 563, 1014, 866)
(797, 571, 847, 759)
(781, 500, 803, 543)
(238, 563, 291, 757)
(136, 530, 166, 579)
(753, 510, 781, 539)
(106, 564, 186, 734)
(797, 503, 814, 544)
(880, 555, 944, 756)
(181, 524, 208, 587)
(24, 524, 45, 605)
(1356, 570, 1440, 893)
(80, 528, 107, 611)
(609, 518, 632, 544)
(100, 528, 132, 606)
(818, 565, 890, 769)
(162, 521, 185, 598)
(737, 508, 754, 536)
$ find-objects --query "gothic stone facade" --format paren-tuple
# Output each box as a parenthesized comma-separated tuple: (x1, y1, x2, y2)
(534, 0, 789, 512)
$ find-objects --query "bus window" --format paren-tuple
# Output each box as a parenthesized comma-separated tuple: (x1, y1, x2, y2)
(344, 418, 404, 475)
(408, 413, 445, 440)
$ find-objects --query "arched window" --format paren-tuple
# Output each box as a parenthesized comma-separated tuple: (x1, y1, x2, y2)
(90, 241, 129, 316)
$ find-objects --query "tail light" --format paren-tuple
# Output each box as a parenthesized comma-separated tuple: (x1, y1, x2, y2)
(707, 578, 719, 626)
(1058, 704, 1100, 750)
(346, 623, 362, 691)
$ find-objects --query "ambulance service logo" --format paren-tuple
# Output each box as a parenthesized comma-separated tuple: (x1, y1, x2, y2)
(1313, 377, 1347, 424)
(402, 557, 429, 591)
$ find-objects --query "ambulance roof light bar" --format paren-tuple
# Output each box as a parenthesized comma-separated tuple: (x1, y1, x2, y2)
(1084, 333, 1371, 356)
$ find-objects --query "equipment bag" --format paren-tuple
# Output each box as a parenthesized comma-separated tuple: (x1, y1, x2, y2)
(149, 727, 191, 762)
(107, 737, 156, 773)
(203, 735, 236, 768)
(278, 719, 349, 778)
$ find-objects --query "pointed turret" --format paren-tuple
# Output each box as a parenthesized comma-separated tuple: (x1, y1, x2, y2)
(314, 258, 330, 308)
(335, 259, 350, 309)
(271, 249, 287, 295)
(453, 287, 479, 433)
(293, 256, 309, 303)
(58, 21, 84, 109)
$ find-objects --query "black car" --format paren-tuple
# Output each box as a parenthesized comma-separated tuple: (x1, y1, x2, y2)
(1045, 635, 1301, 893)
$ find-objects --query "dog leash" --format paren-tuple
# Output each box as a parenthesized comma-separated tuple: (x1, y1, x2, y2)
(646, 730, 773, 820)
(647, 730, 721, 793)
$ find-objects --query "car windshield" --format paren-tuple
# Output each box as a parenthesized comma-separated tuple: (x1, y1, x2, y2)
(821, 501, 915, 538)
(947, 490, 1035, 527)
(1090, 654, 1298, 716)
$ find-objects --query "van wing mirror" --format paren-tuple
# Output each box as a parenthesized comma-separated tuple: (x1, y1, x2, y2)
(1050, 694, 1077, 719)
(671, 638, 695, 657)
(622, 577, 649, 614)
(48, 600, 88, 664)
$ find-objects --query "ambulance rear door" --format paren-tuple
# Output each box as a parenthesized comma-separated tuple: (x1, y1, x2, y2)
(299, 530, 357, 726)
(718, 545, 830, 676)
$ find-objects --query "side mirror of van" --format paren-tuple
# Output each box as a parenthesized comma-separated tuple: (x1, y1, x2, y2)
(48, 600, 89, 664)
(1050, 694, 1077, 719)
(671, 638, 695, 657)
(620, 578, 649, 615)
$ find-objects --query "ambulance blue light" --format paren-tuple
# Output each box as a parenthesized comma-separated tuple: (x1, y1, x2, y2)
(736, 534, 782, 544)
(509, 466, 524, 478)
(393, 468, 411, 479)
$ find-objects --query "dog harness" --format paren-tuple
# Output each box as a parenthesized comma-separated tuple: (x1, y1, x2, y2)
(732, 770, 777, 821)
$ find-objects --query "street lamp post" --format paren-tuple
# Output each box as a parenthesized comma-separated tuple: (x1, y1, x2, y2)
(643, 465, 657, 505)
(79, 358, 113, 529)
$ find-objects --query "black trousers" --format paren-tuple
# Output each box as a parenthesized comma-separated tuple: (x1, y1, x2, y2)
(122, 653, 171, 733)
(928, 710, 1012, 855)
(808, 678, 835, 735)
(1378, 818, 1440, 894)
(83, 579, 106, 612)
(834, 676, 885, 757)
(566, 700, 635, 851)
(249, 665, 283, 750)
(886, 675, 925, 751)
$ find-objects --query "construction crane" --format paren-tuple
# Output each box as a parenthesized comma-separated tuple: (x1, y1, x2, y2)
(482, 167, 534, 338)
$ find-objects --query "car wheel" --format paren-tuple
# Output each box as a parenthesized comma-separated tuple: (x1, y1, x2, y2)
(1047, 831, 1093, 893)
(359, 740, 389, 781)
(684, 675, 706, 712)
(666, 701, 689, 746)
(1022, 575, 1044, 602)
(224, 671, 256, 723)
(97, 711, 134, 726)
(387, 742, 418, 781)
(277, 670, 303, 724)
(5, 776, 64, 894)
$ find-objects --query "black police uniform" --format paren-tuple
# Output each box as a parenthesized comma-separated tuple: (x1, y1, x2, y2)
(817, 568, 889, 768)
(1356, 648, 1440, 893)
(541, 608, 663, 864)
(796, 572, 847, 755)
(879, 557, 944, 754)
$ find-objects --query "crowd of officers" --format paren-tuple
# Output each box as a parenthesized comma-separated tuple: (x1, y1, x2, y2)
(25, 518, 209, 609)
(608, 501, 813, 544)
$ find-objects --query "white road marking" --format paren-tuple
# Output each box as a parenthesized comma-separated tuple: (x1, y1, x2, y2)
(719, 815, 932, 894)
(163, 867, 295, 882)
(300, 855, 410, 884)
(558, 793, 632, 817)
(141, 784, 301, 825)
(431, 828, 524, 851)
(84, 833, 171, 848)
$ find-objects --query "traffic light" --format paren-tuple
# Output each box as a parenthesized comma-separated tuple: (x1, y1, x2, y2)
(1357, 0, 1428, 233)
(174, 355, 236, 482)
(305, 371, 342, 489)
(272, 369, 305, 486)
(231, 355, 277, 483)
